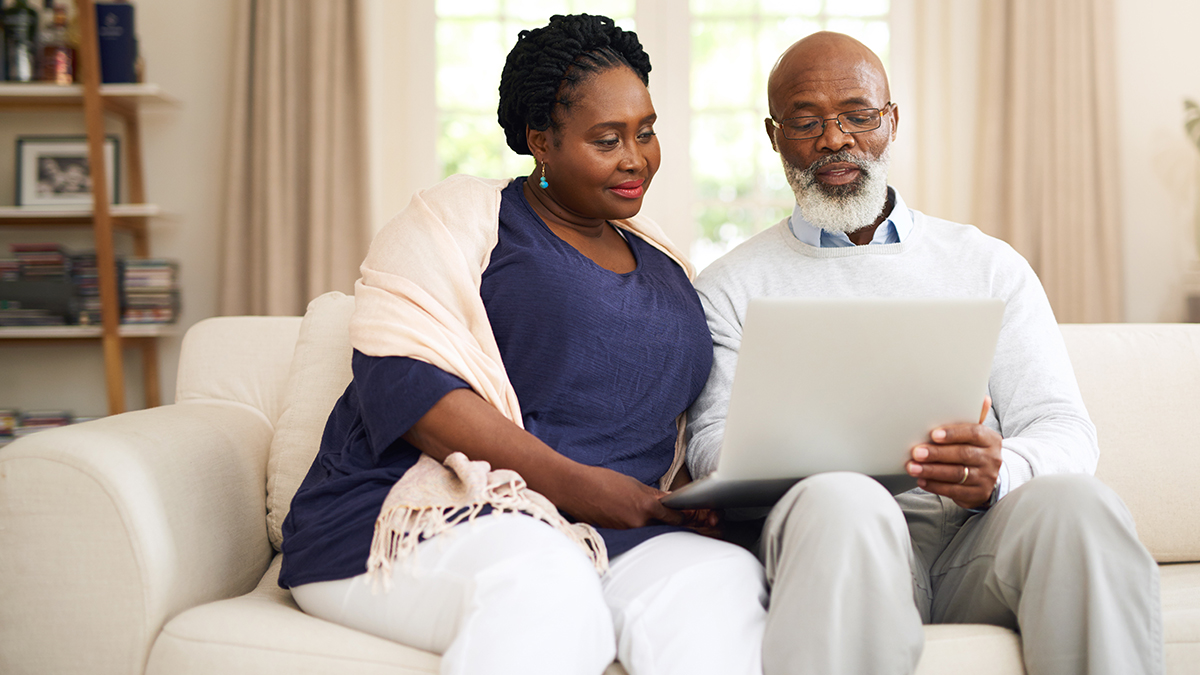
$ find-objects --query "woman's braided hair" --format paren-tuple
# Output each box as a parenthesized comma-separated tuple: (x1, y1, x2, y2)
(498, 14, 651, 156)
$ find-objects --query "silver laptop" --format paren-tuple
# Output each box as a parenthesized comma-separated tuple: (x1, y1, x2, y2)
(661, 297, 1005, 510)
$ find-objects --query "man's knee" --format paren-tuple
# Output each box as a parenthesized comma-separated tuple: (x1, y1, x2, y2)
(762, 472, 908, 578)
(771, 471, 900, 528)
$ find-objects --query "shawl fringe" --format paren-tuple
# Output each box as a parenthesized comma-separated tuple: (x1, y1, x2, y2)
(365, 452, 608, 591)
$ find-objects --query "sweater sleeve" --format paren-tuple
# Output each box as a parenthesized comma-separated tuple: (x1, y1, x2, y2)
(986, 250, 1099, 498)
(685, 269, 747, 480)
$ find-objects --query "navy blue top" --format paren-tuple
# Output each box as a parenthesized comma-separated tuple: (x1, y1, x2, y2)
(279, 178, 712, 588)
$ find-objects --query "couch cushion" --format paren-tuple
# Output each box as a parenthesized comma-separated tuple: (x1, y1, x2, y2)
(176, 315, 302, 425)
(1162, 562, 1200, 672)
(147, 556, 1035, 675)
(915, 624, 1024, 675)
(1060, 324, 1200, 563)
(266, 292, 357, 551)
(146, 555, 440, 675)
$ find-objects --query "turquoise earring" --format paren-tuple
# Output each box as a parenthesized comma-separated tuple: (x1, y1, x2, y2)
(538, 163, 549, 189)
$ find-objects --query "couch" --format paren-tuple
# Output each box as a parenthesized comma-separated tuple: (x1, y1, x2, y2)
(1, 290, 1198, 675)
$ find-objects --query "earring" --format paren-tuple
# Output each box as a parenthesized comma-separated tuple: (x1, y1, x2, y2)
(538, 163, 549, 189)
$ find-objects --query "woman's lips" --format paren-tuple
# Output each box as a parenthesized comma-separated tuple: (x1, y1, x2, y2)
(609, 180, 646, 199)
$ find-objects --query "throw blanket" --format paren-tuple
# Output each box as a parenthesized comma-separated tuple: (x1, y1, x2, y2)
(351, 174, 694, 581)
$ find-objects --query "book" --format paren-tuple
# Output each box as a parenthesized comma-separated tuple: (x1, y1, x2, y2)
(95, 2, 136, 83)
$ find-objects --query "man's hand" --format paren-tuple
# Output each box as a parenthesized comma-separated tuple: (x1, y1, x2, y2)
(906, 397, 1002, 509)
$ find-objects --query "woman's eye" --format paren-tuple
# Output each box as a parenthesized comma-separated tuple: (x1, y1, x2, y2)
(638, 129, 657, 141)
(595, 137, 620, 147)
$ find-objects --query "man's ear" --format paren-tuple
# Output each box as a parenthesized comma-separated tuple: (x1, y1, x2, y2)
(764, 118, 779, 152)
(526, 125, 551, 160)
(888, 103, 900, 142)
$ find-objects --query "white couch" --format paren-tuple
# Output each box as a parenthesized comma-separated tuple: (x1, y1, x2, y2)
(2, 291, 1198, 675)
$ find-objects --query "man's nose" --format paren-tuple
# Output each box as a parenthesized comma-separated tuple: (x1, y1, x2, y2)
(814, 118, 855, 153)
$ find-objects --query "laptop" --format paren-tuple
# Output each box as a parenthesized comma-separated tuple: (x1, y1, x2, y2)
(661, 297, 1005, 510)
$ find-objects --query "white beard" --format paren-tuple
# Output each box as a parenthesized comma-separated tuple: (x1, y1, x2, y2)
(783, 147, 891, 235)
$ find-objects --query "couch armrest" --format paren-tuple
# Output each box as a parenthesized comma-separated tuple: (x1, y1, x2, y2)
(0, 401, 275, 675)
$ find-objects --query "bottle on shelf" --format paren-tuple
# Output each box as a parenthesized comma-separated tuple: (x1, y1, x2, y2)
(3, 0, 40, 82)
(39, 1, 73, 84)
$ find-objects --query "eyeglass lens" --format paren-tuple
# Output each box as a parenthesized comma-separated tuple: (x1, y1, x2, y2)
(781, 109, 883, 140)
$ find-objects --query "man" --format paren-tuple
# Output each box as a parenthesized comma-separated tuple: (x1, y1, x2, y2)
(685, 31, 1162, 675)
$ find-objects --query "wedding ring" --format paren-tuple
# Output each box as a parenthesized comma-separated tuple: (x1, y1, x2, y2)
(958, 466, 970, 485)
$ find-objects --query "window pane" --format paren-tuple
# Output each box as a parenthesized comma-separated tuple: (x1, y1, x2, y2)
(437, 21, 504, 110)
(825, 0, 888, 17)
(692, 111, 760, 202)
(691, 0, 755, 15)
(510, 0, 577, 22)
(691, 20, 755, 109)
(760, 0, 821, 14)
(509, 1, 632, 24)
(437, 0, 498, 18)
(440, 114, 534, 179)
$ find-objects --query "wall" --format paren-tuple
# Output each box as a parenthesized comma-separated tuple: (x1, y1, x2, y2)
(0, 0, 238, 416)
(1113, 0, 1200, 322)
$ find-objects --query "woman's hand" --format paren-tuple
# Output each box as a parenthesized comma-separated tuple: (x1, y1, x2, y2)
(559, 464, 685, 529)
(405, 389, 704, 529)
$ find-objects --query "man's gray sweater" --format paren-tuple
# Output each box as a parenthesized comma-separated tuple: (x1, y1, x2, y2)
(685, 210, 1098, 502)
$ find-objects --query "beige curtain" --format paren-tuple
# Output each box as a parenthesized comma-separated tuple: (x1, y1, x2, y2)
(974, 0, 1123, 322)
(218, 0, 370, 316)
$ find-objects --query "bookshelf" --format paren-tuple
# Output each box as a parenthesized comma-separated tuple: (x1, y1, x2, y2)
(0, 0, 173, 415)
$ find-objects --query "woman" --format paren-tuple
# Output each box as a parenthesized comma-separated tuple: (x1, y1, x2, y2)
(279, 14, 766, 675)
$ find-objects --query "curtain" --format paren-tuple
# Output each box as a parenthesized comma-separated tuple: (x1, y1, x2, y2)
(974, 0, 1123, 322)
(218, 0, 370, 316)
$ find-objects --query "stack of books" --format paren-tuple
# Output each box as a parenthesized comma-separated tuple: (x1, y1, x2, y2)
(0, 244, 73, 326)
(70, 253, 101, 326)
(0, 409, 83, 448)
(122, 259, 180, 324)
(0, 259, 18, 282)
(0, 245, 181, 327)
(12, 244, 70, 281)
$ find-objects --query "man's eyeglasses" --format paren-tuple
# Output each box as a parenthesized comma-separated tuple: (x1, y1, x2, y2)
(768, 103, 895, 140)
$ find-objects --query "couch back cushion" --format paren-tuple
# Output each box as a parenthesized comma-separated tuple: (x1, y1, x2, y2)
(176, 316, 302, 425)
(1060, 323, 1200, 563)
(266, 292, 357, 551)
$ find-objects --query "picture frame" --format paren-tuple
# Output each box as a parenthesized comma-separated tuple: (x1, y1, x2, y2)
(15, 135, 120, 207)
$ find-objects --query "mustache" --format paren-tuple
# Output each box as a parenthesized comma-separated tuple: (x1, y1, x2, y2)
(799, 151, 871, 186)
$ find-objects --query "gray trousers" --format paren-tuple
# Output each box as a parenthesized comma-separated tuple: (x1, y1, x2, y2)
(758, 472, 1163, 675)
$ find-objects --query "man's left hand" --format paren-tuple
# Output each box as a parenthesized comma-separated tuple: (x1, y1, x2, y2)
(906, 398, 1002, 509)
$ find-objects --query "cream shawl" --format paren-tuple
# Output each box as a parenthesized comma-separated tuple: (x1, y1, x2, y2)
(352, 174, 694, 583)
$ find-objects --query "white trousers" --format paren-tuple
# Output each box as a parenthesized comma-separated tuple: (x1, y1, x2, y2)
(759, 472, 1164, 675)
(291, 513, 768, 675)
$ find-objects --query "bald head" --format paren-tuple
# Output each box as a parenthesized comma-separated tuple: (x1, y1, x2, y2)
(767, 32, 890, 121)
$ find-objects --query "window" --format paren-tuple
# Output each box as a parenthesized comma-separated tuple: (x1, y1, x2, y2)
(432, 1, 889, 268)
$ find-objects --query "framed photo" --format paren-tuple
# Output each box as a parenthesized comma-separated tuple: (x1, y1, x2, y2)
(15, 135, 120, 207)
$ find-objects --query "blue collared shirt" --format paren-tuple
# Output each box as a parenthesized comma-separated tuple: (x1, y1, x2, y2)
(788, 187, 913, 247)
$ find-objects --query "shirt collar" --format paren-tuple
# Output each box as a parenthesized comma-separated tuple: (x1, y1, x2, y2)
(789, 187, 911, 247)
